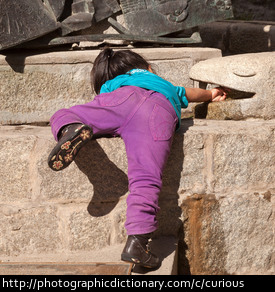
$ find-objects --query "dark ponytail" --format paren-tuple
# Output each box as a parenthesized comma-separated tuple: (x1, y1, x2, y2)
(91, 48, 150, 94)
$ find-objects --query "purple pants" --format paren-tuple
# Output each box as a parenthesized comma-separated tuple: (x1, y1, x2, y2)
(50, 86, 178, 235)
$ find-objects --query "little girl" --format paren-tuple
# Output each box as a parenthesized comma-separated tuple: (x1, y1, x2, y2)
(48, 48, 226, 269)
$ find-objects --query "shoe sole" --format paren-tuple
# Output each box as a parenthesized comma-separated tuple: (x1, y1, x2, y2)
(48, 125, 92, 171)
(121, 253, 158, 269)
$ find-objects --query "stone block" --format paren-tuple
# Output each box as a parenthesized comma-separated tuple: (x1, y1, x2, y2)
(179, 119, 275, 195)
(212, 124, 275, 193)
(154, 59, 194, 88)
(189, 52, 275, 120)
(219, 192, 274, 274)
(0, 133, 36, 202)
(0, 48, 221, 125)
(0, 62, 93, 124)
(0, 206, 61, 257)
(0, 119, 273, 274)
(180, 130, 205, 193)
(180, 192, 274, 275)
(67, 207, 113, 251)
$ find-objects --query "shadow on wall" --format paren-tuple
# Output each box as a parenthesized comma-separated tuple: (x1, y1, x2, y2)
(73, 118, 194, 274)
(75, 137, 129, 217)
(158, 119, 193, 275)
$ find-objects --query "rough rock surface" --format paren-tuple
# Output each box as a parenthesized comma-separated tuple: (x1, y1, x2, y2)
(0, 48, 221, 125)
(0, 48, 274, 275)
(0, 120, 274, 274)
(189, 52, 275, 120)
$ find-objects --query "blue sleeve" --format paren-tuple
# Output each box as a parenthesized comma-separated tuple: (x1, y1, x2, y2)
(100, 83, 108, 94)
(176, 86, 188, 108)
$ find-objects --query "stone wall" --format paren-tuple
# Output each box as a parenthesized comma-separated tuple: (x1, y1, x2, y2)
(0, 48, 274, 275)
(178, 120, 274, 275)
(0, 48, 219, 125)
(0, 120, 273, 274)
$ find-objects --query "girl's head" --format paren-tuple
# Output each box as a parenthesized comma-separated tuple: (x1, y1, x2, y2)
(91, 48, 150, 94)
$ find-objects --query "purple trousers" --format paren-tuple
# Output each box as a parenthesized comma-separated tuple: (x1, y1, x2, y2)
(50, 86, 178, 235)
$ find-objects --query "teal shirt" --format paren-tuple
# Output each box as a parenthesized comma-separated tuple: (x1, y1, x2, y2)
(100, 69, 188, 128)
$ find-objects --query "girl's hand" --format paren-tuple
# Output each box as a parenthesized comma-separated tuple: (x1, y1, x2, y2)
(211, 87, 228, 102)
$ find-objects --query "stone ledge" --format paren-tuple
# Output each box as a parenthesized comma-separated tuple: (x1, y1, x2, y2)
(0, 237, 178, 275)
(0, 48, 221, 66)
(0, 47, 221, 125)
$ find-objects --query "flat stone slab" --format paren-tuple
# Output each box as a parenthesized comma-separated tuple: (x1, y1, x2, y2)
(0, 48, 221, 125)
(0, 262, 132, 275)
(0, 237, 178, 275)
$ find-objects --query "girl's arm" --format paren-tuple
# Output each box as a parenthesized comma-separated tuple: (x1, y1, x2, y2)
(185, 87, 227, 103)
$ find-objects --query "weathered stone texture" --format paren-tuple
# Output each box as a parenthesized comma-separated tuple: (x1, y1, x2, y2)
(213, 130, 275, 192)
(0, 48, 221, 125)
(180, 119, 275, 195)
(220, 193, 273, 274)
(0, 206, 61, 257)
(190, 52, 275, 120)
(180, 192, 274, 275)
(0, 48, 274, 275)
(68, 208, 113, 251)
(0, 63, 93, 124)
(178, 119, 275, 274)
(154, 59, 194, 88)
(0, 135, 35, 202)
(0, 120, 273, 274)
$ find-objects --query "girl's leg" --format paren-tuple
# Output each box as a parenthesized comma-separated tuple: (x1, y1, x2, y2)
(122, 98, 178, 235)
(48, 87, 178, 268)
(48, 86, 141, 171)
(120, 92, 178, 268)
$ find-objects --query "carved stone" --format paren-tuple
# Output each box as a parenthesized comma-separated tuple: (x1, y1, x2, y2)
(44, 0, 66, 20)
(0, 0, 233, 50)
(57, 0, 121, 36)
(189, 52, 275, 120)
(93, 0, 121, 22)
(120, 0, 233, 36)
(0, 0, 59, 50)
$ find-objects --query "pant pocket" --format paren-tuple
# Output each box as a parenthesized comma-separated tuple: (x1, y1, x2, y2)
(149, 104, 177, 141)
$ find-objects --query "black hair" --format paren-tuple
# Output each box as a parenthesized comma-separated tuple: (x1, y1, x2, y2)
(91, 48, 150, 94)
